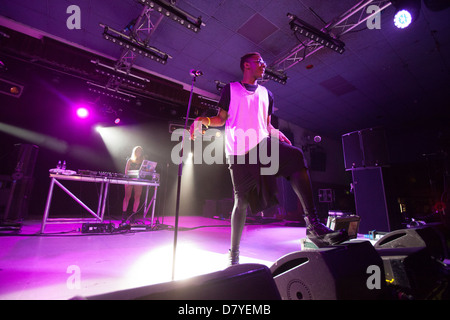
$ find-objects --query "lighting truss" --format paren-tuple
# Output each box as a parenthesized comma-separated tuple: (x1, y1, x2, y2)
(91, 60, 149, 88)
(98, 4, 164, 96)
(137, 0, 205, 33)
(101, 23, 171, 65)
(288, 13, 345, 54)
(114, 4, 165, 71)
(263, 68, 288, 85)
(271, 0, 392, 72)
(86, 81, 136, 101)
(197, 95, 219, 112)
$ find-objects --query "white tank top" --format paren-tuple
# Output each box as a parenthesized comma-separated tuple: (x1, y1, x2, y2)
(225, 82, 270, 156)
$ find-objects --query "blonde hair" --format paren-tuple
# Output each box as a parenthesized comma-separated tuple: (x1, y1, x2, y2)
(130, 146, 143, 162)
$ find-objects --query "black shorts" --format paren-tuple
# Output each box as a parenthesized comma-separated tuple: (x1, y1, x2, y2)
(228, 137, 306, 213)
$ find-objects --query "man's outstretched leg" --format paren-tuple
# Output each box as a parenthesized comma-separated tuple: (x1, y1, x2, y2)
(288, 168, 349, 247)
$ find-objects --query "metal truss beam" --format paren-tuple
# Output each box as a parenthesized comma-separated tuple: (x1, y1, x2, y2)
(271, 0, 392, 73)
(106, 5, 163, 90)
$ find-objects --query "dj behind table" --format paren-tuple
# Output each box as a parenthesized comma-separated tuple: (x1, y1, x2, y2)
(40, 162, 159, 233)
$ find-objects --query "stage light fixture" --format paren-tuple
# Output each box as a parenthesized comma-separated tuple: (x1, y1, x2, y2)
(214, 80, 226, 92)
(87, 81, 135, 102)
(288, 13, 345, 55)
(94, 69, 147, 88)
(394, 9, 412, 28)
(263, 68, 288, 85)
(0, 77, 24, 98)
(391, 0, 421, 29)
(91, 59, 150, 84)
(137, 0, 204, 33)
(101, 24, 171, 64)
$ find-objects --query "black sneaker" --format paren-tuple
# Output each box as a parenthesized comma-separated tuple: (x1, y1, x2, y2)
(305, 217, 349, 247)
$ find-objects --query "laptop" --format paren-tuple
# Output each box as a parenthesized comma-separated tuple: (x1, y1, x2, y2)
(128, 160, 158, 179)
(140, 160, 157, 175)
(128, 160, 157, 179)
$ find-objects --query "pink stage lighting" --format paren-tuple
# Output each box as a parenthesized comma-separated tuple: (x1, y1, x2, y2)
(76, 107, 89, 119)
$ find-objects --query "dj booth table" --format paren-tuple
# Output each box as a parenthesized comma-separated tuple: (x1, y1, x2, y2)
(40, 173, 159, 233)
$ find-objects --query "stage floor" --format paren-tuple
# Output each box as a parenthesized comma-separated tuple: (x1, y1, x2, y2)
(0, 215, 333, 300)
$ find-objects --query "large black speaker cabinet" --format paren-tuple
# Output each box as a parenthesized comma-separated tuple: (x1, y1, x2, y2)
(352, 167, 401, 234)
(270, 241, 386, 300)
(374, 224, 449, 261)
(76, 264, 281, 300)
(3, 144, 39, 221)
(342, 127, 389, 170)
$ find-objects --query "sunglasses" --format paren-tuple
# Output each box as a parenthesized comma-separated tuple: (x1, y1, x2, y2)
(249, 59, 267, 66)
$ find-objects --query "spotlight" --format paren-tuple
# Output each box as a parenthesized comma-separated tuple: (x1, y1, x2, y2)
(391, 0, 421, 29)
(394, 9, 413, 28)
(114, 118, 121, 125)
(0, 78, 24, 98)
(10, 86, 20, 95)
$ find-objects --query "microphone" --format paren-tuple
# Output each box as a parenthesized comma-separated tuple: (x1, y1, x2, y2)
(190, 69, 203, 77)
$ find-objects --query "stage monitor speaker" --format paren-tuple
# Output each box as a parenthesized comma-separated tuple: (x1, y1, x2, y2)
(270, 241, 386, 300)
(352, 167, 401, 234)
(374, 224, 449, 261)
(376, 247, 444, 299)
(342, 127, 389, 170)
(75, 263, 281, 300)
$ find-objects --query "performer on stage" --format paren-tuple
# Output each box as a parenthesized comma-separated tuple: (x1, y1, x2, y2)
(123, 146, 145, 222)
(190, 52, 348, 265)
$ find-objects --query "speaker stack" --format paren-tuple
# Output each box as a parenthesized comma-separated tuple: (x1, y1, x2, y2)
(2, 143, 39, 222)
(342, 127, 402, 234)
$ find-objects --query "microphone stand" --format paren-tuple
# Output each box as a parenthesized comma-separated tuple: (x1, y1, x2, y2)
(172, 73, 197, 281)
